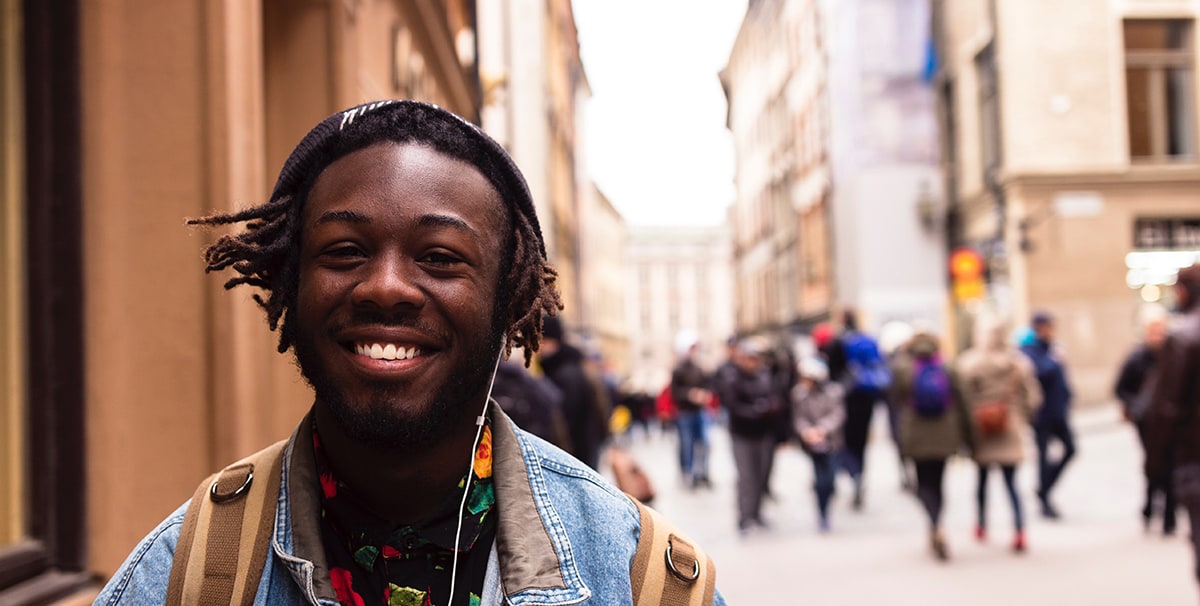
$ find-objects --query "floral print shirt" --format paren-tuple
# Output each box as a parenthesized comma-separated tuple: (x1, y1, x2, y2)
(313, 419, 497, 606)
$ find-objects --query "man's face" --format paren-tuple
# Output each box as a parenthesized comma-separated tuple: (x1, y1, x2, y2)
(292, 142, 509, 451)
(1146, 319, 1167, 350)
(1034, 320, 1055, 342)
(735, 350, 761, 372)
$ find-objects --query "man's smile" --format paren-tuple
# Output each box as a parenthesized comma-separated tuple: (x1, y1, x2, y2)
(352, 342, 424, 361)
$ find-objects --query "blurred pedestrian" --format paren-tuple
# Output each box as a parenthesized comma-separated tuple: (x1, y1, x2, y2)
(491, 360, 571, 451)
(1147, 263, 1200, 585)
(891, 331, 972, 561)
(957, 316, 1042, 553)
(791, 356, 845, 533)
(764, 344, 798, 500)
(671, 330, 714, 488)
(715, 336, 782, 534)
(1115, 304, 1174, 534)
(538, 316, 610, 470)
(713, 334, 740, 425)
(1021, 311, 1076, 519)
(833, 309, 892, 510)
(619, 390, 655, 440)
(880, 320, 918, 492)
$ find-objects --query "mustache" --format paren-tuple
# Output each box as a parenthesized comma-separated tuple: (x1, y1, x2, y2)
(330, 310, 450, 342)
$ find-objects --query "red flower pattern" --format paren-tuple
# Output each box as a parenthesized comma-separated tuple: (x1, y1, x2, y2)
(330, 567, 365, 606)
(320, 472, 338, 499)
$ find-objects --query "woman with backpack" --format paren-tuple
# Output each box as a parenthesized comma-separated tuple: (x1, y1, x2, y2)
(890, 331, 972, 561)
(791, 356, 846, 533)
(956, 317, 1043, 553)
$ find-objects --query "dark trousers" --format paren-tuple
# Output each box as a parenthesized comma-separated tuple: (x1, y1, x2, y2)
(977, 464, 1024, 531)
(732, 433, 775, 528)
(1174, 464, 1200, 582)
(841, 389, 878, 480)
(809, 451, 837, 520)
(914, 459, 947, 529)
(1137, 421, 1177, 531)
(675, 410, 709, 482)
(1035, 417, 1076, 501)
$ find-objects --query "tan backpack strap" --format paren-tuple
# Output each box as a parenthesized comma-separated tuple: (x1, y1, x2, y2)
(630, 499, 716, 606)
(166, 439, 287, 606)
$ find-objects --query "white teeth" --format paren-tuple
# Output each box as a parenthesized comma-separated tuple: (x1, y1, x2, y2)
(356, 342, 420, 361)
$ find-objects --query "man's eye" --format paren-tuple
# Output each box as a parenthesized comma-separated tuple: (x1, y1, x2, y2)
(322, 245, 364, 259)
(422, 251, 462, 266)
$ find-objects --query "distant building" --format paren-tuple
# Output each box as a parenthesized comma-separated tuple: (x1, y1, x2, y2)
(578, 186, 630, 378)
(933, 0, 1200, 404)
(625, 226, 736, 393)
(722, 0, 837, 339)
(478, 0, 590, 328)
(723, 0, 946, 343)
(821, 0, 947, 334)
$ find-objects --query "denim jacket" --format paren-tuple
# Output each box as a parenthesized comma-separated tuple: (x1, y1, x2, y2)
(96, 404, 725, 605)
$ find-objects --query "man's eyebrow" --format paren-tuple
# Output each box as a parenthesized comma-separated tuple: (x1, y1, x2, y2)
(418, 214, 478, 236)
(314, 210, 370, 225)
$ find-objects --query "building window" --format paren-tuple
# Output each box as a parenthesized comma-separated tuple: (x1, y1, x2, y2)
(1125, 19, 1196, 161)
(975, 43, 1001, 186)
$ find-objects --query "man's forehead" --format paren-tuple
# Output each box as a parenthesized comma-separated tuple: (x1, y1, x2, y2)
(302, 142, 509, 229)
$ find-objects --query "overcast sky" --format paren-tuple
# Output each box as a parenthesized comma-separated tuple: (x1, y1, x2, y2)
(572, 0, 748, 227)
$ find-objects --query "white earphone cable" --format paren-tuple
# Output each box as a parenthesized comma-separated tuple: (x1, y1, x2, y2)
(447, 334, 505, 606)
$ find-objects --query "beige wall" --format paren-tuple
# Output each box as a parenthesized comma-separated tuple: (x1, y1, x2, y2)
(1007, 175, 1200, 406)
(997, 0, 1128, 174)
(0, 0, 23, 548)
(80, 0, 313, 576)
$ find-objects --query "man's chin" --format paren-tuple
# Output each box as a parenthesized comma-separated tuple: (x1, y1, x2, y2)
(320, 392, 465, 454)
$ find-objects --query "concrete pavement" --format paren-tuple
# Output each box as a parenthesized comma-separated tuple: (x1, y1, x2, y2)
(611, 405, 1196, 604)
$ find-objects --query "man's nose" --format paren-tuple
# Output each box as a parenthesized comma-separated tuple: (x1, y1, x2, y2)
(350, 254, 425, 311)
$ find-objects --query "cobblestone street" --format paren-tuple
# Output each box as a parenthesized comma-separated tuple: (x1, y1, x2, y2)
(611, 405, 1196, 604)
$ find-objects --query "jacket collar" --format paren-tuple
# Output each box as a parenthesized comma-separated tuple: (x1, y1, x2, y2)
(490, 402, 590, 603)
(274, 404, 588, 604)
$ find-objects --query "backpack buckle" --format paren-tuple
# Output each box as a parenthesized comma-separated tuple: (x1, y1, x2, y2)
(210, 464, 254, 503)
(664, 536, 701, 583)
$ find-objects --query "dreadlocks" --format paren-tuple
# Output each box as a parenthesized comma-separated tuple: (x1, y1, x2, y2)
(189, 100, 562, 365)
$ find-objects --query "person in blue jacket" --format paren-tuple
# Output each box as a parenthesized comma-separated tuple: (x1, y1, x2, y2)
(95, 100, 724, 605)
(1021, 311, 1075, 519)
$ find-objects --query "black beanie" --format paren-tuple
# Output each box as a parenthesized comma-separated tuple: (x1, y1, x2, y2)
(270, 99, 547, 258)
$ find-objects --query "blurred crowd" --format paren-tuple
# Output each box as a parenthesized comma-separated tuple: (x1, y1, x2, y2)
(490, 262, 1200, 583)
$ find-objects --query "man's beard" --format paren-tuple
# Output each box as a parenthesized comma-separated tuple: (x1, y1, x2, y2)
(292, 314, 504, 454)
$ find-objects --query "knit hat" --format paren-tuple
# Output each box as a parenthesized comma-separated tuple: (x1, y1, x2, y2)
(271, 100, 546, 258)
(797, 356, 829, 382)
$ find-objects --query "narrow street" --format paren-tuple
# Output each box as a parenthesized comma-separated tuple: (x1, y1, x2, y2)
(613, 405, 1196, 604)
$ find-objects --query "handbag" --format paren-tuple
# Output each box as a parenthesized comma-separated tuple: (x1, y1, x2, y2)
(609, 446, 656, 504)
(974, 400, 1009, 435)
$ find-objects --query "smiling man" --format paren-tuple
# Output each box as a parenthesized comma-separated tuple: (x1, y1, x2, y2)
(96, 101, 721, 606)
